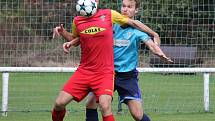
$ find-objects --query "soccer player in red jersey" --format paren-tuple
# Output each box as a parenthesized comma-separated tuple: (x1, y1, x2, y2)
(51, 0, 161, 121)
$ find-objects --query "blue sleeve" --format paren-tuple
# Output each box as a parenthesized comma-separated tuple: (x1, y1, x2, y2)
(135, 29, 151, 42)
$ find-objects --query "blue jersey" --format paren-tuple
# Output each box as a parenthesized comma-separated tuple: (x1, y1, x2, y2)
(113, 24, 150, 72)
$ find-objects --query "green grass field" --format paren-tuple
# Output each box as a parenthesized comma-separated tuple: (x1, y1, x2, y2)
(0, 72, 215, 121)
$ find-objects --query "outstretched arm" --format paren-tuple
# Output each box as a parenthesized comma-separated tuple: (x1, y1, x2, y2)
(53, 24, 80, 53)
(53, 24, 74, 42)
(63, 37, 80, 53)
(144, 40, 173, 63)
(127, 19, 161, 45)
(111, 10, 161, 45)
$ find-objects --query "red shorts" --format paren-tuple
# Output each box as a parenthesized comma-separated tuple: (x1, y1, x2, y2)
(63, 69, 114, 102)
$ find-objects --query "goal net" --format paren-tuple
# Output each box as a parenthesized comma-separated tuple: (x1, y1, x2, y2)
(0, 0, 215, 118)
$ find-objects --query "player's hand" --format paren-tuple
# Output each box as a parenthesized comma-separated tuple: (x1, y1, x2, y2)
(52, 24, 65, 39)
(153, 35, 161, 45)
(161, 55, 174, 64)
(63, 42, 72, 54)
(166, 57, 174, 64)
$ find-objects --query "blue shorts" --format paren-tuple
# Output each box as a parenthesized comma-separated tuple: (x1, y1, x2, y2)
(114, 69, 142, 104)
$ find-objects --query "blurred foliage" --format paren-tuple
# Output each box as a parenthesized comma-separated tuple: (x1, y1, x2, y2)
(0, 0, 214, 66)
(102, 0, 215, 47)
(1, 0, 213, 45)
(141, 0, 214, 47)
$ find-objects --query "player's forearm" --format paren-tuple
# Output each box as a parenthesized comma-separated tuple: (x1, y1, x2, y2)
(61, 30, 74, 42)
(147, 41, 166, 58)
(149, 44, 172, 63)
(136, 20, 159, 37)
(131, 20, 161, 45)
(154, 49, 166, 59)
(150, 44, 164, 57)
(70, 37, 80, 47)
(128, 19, 159, 37)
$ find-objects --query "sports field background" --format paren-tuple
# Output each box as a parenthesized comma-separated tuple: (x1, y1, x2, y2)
(0, 0, 214, 67)
(0, 72, 214, 121)
(0, 0, 215, 121)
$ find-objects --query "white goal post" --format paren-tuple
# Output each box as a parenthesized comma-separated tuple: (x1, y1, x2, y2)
(1, 67, 214, 116)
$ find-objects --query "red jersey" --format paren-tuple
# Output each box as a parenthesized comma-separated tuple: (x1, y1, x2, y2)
(72, 9, 128, 73)
(63, 9, 129, 102)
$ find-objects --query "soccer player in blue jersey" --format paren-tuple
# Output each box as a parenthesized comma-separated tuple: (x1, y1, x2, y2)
(58, 0, 172, 121)
(81, 0, 173, 121)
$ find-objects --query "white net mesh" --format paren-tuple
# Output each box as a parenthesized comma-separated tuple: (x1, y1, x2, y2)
(0, 0, 215, 119)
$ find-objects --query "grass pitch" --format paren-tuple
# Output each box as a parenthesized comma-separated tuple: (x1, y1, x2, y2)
(0, 72, 214, 121)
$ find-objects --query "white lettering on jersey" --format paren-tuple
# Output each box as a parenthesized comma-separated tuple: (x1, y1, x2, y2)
(114, 39, 130, 47)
